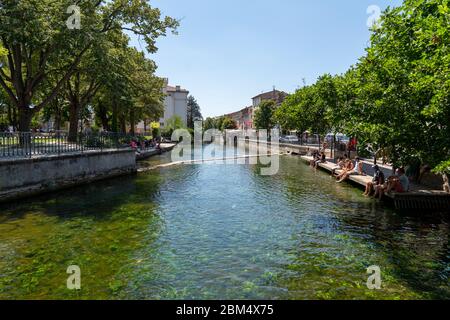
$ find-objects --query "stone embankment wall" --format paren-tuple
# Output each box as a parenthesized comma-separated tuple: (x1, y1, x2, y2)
(0, 149, 136, 202)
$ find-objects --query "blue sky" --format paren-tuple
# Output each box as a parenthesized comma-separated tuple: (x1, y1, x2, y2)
(131, 0, 402, 118)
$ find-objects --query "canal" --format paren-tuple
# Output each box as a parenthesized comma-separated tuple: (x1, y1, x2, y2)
(0, 148, 448, 299)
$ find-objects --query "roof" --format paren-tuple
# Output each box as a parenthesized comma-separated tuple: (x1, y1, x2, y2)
(166, 85, 189, 93)
(252, 89, 288, 101)
(223, 106, 253, 119)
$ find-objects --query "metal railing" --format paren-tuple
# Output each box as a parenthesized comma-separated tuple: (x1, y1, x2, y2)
(0, 132, 156, 158)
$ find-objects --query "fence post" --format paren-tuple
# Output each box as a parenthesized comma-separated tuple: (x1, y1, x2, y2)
(27, 132, 32, 158)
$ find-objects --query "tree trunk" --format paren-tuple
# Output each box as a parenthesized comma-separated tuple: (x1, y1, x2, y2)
(68, 100, 79, 142)
(98, 102, 110, 131)
(12, 107, 18, 131)
(17, 105, 33, 149)
(119, 115, 126, 134)
(7, 104, 13, 130)
(443, 173, 449, 194)
(129, 109, 135, 135)
(54, 110, 62, 132)
(18, 106, 32, 132)
(112, 101, 118, 133)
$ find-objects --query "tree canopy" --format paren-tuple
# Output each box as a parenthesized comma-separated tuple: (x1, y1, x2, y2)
(254, 100, 276, 130)
(187, 95, 203, 129)
(0, 0, 178, 134)
(274, 0, 450, 171)
(203, 116, 237, 131)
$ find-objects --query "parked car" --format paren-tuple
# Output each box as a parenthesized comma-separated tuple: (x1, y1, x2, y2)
(280, 135, 299, 143)
(325, 133, 350, 144)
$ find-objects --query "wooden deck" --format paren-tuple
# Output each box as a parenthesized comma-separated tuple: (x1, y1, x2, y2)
(300, 156, 450, 211)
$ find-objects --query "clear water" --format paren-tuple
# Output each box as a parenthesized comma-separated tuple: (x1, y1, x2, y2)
(0, 149, 449, 299)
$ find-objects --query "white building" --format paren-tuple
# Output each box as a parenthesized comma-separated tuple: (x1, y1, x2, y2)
(160, 84, 189, 128)
(136, 81, 189, 132)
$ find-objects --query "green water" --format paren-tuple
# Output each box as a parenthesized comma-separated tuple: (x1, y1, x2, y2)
(0, 150, 449, 299)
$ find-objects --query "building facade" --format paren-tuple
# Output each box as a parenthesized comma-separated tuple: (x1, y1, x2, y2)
(221, 89, 287, 130)
(136, 81, 189, 133)
(252, 88, 288, 108)
(160, 84, 189, 128)
(224, 106, 254, 130)
(251, 89, 288, 128)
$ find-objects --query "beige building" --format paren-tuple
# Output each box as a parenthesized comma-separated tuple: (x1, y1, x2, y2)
(224, 106, 254, 130)
(252, 89, 288, 128)
(221, 88, 287, 130)
(252, 88, 288, 108)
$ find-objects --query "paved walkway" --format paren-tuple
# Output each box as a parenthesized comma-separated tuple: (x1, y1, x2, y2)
(301, 156, 443, 193)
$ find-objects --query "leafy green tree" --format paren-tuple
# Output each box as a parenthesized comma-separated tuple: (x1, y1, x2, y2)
(274, 84, 317, 135)
(312, 74, 336, 136)
(41, 93, 69, 132)
(126, 49, 165, 135)
(275, 0, 450, 172)
(187, 95, 202, 129)
(64, 30, 127, 139)
(203, 117, 215, 131)
(253, 100, 276, 130)
(89, 42, 165, 136)
(220, 117, 237, 131)
(162, 115, 185, 137)
(348, 0, 450, 168)
(214, 117, 224, 131)
(0, 0, 178, 132)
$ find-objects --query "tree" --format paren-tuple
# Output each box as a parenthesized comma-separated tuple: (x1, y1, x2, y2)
(204, 117, 215, 131)
(0, 0, 178, 132)
(220, 117, 237, 131)
(63, 31, 126, 140)
(253, 100, 276, 130)
(41, 92, 69, 132)
(162, 115, 185, 138)
(274, 83, 320, 136)
(274, 0, 450, 172)
(187, 95, 202, 129)
(126, 49, 165, 135)
(87, 39, 165, 136)
(345, 0, 450, 168)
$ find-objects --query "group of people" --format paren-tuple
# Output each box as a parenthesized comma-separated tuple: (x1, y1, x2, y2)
(310, 151, 410, 199)
(333, 156, 364, 183)
(130, 138, 161, 153)
(364, 167, 409, 199)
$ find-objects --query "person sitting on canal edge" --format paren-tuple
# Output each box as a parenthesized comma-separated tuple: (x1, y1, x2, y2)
(314, 152, 327, 169)
(331, 157, 345, 176)
(363, 165, 385, 197)
(310, 150, 320, 167)
(335, 159, 354, 179)
(337, 157, 364, 183)
(374, 168, 409, 200)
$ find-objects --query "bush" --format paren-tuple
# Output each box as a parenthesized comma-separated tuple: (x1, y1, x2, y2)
(433, 160, 450, 175)
(152, 127, 161, 138)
